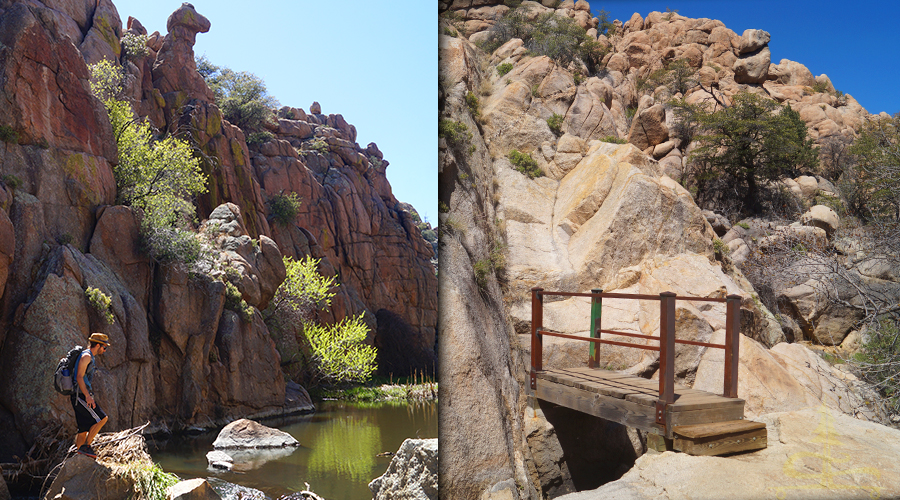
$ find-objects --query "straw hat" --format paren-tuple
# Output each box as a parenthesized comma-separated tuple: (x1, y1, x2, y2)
(88, 333, 110, 346)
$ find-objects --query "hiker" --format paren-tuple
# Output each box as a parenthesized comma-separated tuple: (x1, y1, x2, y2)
(71, 333, 110, 458)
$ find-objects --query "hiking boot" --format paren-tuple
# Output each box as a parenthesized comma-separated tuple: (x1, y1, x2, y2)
(77, 445, 97, 458)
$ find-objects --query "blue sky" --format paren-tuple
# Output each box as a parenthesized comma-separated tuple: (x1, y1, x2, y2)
(596, 0, 900, 116)
(110, 0, 437, 223)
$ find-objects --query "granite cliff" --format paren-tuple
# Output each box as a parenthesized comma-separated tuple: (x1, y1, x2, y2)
(439, 1, 900, 498)
(0, 1, 436, 491)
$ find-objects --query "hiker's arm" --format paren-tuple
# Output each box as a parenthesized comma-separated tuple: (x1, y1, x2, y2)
(76, 352, 94, 407)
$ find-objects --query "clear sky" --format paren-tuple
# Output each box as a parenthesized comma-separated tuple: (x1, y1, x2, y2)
(110, 0, 437, 223)
(596, 0, 900, 116)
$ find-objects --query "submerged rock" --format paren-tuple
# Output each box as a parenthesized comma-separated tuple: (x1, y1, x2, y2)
(212, 419, 299, 449)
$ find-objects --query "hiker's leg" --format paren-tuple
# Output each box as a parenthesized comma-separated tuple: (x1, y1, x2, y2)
(85, 416, 108, 446)
(75, 431, 87, 448)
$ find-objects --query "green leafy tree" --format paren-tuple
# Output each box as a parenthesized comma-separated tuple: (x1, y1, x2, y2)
(265, 255, 377, 386)
(689, 91, 818, 213)
(304, 314, 377, 384)
(196, 55, 279, 131)
(849, 114, 900, 221)
(267, 256, 337, 323)
(90, 60, 209, 264)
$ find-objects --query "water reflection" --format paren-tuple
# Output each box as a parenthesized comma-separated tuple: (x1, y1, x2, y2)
(306, 415, 380, 483)
(228, 446, 298, 471)
(149, 400, 437, 500)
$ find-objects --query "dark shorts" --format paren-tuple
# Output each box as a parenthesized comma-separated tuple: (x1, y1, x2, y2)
(71, 393, 107, 433)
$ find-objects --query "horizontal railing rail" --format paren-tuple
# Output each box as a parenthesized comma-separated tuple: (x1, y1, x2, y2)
(530, 287, 742, 431)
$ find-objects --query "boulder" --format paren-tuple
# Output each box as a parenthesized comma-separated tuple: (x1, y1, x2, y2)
(701, 210, 731, 237)
(627, 104, 669, 151)
(795, 175, 819, 198)
(768, 59, 815, 87)
(558, 407, 900, 500)
(166, 478, 222, 500)
(369, 438, 439, 500)
(800, 204, 840, 237)
(737, 29, 770, 54)
(43, 453, 137, 500)
(733, 46, 770, 84)
(694, 332, 882, 420)
(89, 206, 152, 308)
(778, 280, 864, 346)
(212, 419, 299, 449)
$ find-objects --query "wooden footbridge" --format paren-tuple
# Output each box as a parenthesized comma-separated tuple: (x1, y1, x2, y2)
(529, 288, 766, 456)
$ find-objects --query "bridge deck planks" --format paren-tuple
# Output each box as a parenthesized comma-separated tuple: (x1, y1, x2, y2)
(534, 368, 746, 438)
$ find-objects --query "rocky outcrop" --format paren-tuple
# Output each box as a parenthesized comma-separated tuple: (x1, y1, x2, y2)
(557, 407, 900, 499)
(212, 419, 299, 449)
(369, 438, 438, 500)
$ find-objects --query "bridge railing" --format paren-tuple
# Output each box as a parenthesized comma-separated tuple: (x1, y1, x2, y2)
(530, 288, 741, 425)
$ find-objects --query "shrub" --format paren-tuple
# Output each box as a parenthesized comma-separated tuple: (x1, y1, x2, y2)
(600, 135, 627, 144)
(268, 191, 302, 227)
(713, 238, 730, 255)
(196, 56, 279, 132)
(438, 200, 450, 213)
(120, 32, 149, 61)
(737, 222, 750, 230)
(223, 280, 254, 322)
(267, 255, 337, 324)
(854, 318, 900, 415)
(246, 131, 274, 146)
(141, 227, 206, 265)
(303, 314, 377, 384)
(496, 62, 514, 76)
(547, 113, 563, 136)
(89, 59, 126, 103)
(573, 72, 584, 85)
(0, 125, 18, 144)
(113, 461, 179, 500)
(465, 91, 479, 116)
(474, 259, 491, 289)
(439, 119, 472, 147)
(305, 138, 329, 154)
(531, 84, 540, 98)
(811, 81, 830, 94)
(1, 174, 22, 190)
(443, 27, 458, 37)
(508, 149, 542, 178)
(85, 286, 115, 324)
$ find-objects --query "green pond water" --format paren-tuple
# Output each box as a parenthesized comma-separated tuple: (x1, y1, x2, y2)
(148, 400, 437, 500)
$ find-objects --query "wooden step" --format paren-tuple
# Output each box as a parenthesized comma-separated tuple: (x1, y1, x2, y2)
(672, 420, 767, 456)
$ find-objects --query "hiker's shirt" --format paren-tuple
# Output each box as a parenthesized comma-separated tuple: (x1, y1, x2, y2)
(75, 349, 95, 397)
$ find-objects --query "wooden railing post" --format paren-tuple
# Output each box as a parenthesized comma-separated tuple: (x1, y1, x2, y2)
(656, 292, 676, 425)
(588, 288, 603, 368)
(531, 287, 544, 390)
(724, 294, 741, 398)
